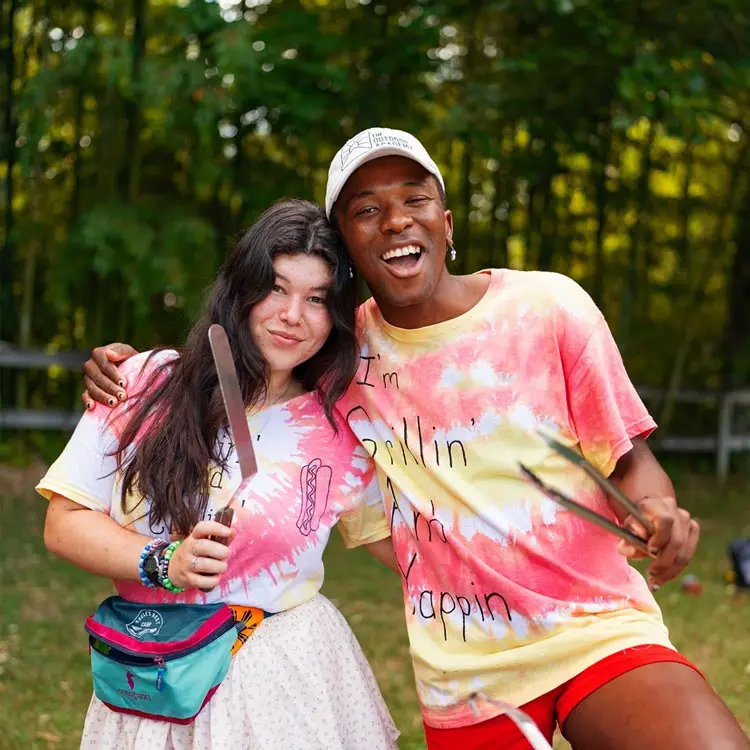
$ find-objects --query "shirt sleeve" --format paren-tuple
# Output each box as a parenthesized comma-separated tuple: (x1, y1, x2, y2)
(336, 450, 391, 549)
(35, 403, 119, 513)
(35, 350, 177, 513)
(557, 280, 657, 477)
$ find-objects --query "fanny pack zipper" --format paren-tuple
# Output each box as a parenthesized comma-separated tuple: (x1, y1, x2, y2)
(87, 617, 237, 663)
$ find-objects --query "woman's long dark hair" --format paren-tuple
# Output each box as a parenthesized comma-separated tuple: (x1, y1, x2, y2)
(115, 199, 359, 536)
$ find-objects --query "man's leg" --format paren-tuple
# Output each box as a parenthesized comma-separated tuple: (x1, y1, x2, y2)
(561, 662, 750, 750)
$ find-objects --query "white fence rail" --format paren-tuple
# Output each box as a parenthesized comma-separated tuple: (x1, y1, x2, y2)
(0, 345, 88, 430)
(636, 386, 750, 481)
(2, 346, 749, 480)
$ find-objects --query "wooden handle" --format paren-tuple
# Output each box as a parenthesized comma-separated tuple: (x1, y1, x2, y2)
(200, 507, 235, 591)
(209, 507, 234, 546)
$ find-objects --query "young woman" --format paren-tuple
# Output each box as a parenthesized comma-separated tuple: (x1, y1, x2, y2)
(37, 200, 399, 750)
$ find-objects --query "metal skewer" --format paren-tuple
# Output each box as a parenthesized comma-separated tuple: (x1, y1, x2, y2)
(518, 463, 654, 558)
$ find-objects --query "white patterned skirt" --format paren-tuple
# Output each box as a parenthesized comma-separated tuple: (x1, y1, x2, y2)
(80, 594, 400, 750)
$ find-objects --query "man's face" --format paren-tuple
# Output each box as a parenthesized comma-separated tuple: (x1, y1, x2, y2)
(334, 155, 453, 313)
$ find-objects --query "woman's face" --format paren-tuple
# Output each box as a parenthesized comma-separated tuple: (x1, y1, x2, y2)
(249, 253, 335, 377)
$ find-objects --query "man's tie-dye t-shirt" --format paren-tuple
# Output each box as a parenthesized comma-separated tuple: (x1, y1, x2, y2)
(37, 350, 389, 612)
(339, 269, 673, 729)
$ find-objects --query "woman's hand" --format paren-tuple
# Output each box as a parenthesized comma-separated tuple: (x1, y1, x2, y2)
(167, 520, 235, 591)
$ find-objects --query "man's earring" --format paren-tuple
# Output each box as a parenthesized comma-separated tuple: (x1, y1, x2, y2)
(449, 243, 457, 262)
(349, 265, 354, 279)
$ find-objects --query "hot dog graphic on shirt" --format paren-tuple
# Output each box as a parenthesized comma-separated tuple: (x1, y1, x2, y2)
(297, 458, 332, 536)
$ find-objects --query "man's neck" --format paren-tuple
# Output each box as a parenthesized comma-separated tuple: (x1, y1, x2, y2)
(377, 272, 491, 329)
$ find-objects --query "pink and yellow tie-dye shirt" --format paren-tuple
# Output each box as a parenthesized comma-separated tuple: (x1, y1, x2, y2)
(339, 269, 673, 729)
(36, 350, 389, 612)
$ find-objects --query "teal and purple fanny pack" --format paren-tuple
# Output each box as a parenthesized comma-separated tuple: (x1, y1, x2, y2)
(85, 596, 239, 724)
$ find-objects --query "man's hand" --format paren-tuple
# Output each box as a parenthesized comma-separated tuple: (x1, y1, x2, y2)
(617, 496, 700, 591)
(610, 437, 700, 590)
(82, 343, 139, 410)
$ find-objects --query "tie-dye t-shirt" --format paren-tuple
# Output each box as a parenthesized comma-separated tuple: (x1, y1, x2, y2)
(339, 269, 673, 729)
(36, 351, 389, 612)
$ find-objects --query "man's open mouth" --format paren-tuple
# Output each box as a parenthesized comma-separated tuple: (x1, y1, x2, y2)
(380, 244, 423, 272)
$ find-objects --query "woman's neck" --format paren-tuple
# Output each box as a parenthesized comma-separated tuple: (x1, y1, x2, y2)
(264, 371, 299, 407)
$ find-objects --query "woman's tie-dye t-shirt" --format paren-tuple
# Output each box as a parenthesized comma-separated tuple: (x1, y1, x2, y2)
(338, 268, 673, 729)
(36, 351, 389, 612)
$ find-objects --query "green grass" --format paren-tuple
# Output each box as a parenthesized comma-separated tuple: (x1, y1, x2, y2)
(1, 471, 749, 749)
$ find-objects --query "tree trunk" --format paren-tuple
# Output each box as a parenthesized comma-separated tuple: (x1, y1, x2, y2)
(458, 139, 473, 272)
(231, 116, 245, 227)
(556, 198, 573, 277)
(523, 182, 536, 271)
(592, 129, 615, 307)
(213, 188, 227, 269)
(456, 4, 480, 273)
(722, 163, 750, 390)
(488, 163, 509, 268)
(123, 0, 146, 201)
(619, 121, 656, 353)
(657, 140, 695, 432)
(97, 7, 126, 199)
(537, 172, 555, 271)
(1, 0, 18, 344)
(71, 1, 96, 226)
(17, 0, 51, 408)
(723, 224, 750, 389)
(674, 142, 694, 271)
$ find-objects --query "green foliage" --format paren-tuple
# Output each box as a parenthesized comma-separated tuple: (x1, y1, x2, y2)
(53, 202, 216, 321)
(1, 0, 750, 415)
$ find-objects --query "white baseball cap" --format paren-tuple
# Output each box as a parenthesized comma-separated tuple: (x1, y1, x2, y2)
(325, 127, 445, 218)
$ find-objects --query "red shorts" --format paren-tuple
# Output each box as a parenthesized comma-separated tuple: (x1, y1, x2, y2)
(423, 645, 702, 750)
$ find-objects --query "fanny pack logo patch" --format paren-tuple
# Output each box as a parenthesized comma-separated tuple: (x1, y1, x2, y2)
(125, 609, 164, 639)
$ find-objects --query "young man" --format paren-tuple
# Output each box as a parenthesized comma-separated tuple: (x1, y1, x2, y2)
(82, 128, 748, 749)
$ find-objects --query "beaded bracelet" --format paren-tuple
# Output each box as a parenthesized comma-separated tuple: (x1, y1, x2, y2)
(160, 540, 186, 593)
(138, 538, 167, 588)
